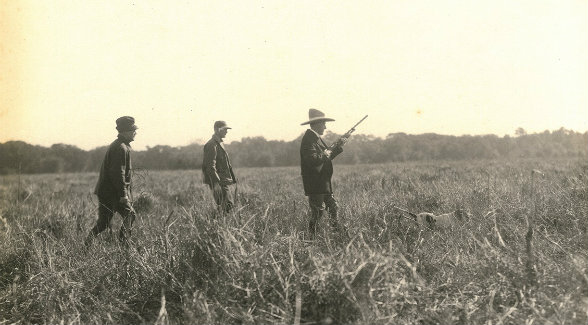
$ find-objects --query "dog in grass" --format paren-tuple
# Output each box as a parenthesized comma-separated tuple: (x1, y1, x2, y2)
(393, 206, 470, 229)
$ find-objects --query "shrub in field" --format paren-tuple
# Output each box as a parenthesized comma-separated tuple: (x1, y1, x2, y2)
(133, 193, 156, 214)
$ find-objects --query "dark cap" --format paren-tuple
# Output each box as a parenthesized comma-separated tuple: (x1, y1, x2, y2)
(116, 116, 138, 132)
(214, 120, 231, 130)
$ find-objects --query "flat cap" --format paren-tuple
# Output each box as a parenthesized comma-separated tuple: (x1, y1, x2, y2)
(214, 120, 231, 130)
(116, 116, 138, 132)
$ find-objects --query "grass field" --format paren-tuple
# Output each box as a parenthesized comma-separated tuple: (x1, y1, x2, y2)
(1, 159, 587, 324)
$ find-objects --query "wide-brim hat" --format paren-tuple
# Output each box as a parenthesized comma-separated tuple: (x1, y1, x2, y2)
(116, 116, 138, 132)
(300, 108, 335, 125)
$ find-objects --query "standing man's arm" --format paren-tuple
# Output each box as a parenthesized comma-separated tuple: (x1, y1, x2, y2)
(204, 143, 221, 185)
(228, 158, 237, 184)
(329, 145, 343, 160)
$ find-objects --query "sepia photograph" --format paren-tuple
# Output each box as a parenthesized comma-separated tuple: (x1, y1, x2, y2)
(1, 1, 587, 324)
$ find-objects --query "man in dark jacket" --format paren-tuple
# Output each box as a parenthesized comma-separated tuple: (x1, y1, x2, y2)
(300, 109, 346, 238)
(202, 120, 237, 213)
(85, 116, 138, 246)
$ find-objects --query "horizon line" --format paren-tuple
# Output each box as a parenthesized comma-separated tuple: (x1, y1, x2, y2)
(2, 126, 587, 152)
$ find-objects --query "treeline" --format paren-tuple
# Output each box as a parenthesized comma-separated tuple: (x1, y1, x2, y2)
(1, 128, 586, 174)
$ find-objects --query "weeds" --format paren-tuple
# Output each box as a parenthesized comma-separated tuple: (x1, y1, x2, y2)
(0, 159, 586, 324)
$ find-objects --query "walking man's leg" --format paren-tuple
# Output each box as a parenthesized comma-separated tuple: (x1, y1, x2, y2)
(85, 197, 115, 246)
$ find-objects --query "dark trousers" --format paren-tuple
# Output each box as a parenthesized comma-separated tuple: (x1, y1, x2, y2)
(86, 195, 136, 245)
(209, 184, 233, 213)
(308, 194, 339, 236)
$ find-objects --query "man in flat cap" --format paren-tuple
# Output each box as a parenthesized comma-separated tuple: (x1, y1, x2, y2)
(85, 116, 138, 246)
(300, 109, 347, 238)
(202, 120, 237, 213)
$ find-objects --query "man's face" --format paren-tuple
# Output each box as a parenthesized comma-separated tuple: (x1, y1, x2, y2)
(216, 127, 228, 139)
(121, 130, 136, 142)
(311, 121, 327, 135)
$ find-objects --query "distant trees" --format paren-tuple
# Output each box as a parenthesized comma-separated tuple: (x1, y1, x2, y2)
(0, 142, 89, 174)
(132, 144, 203, 170)
(1, 128, 586, 174)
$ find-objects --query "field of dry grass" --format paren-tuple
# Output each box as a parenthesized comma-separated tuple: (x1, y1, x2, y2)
(0, 159, 587, 324)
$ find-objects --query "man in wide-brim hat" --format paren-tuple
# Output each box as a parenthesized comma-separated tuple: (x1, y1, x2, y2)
(85, 116, 138, 246)
(299, 108, 347, 238)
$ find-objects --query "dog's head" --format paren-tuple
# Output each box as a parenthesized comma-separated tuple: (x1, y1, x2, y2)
(416, 213, 436, 228)
(425, 213, 435, 225)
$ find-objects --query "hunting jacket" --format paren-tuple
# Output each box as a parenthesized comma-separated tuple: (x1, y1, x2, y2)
(94, 136, 132, 199)
(300, 129, 343, 195)
(202, 135, 236, 186)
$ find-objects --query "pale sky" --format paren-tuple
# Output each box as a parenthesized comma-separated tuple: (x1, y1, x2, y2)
(1, 0, 586, 150)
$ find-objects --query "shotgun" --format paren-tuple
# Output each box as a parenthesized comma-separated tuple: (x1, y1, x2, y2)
(331, 115, 368, 149)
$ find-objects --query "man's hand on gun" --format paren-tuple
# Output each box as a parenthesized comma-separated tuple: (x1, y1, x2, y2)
(325, 114, 367, 159)
(323, 149, 332, 159)
(330, 130, 352, 151)
(339, 130, 353, 147)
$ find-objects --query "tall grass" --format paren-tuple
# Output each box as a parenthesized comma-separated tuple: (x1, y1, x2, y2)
(0, 159, 586, 324)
